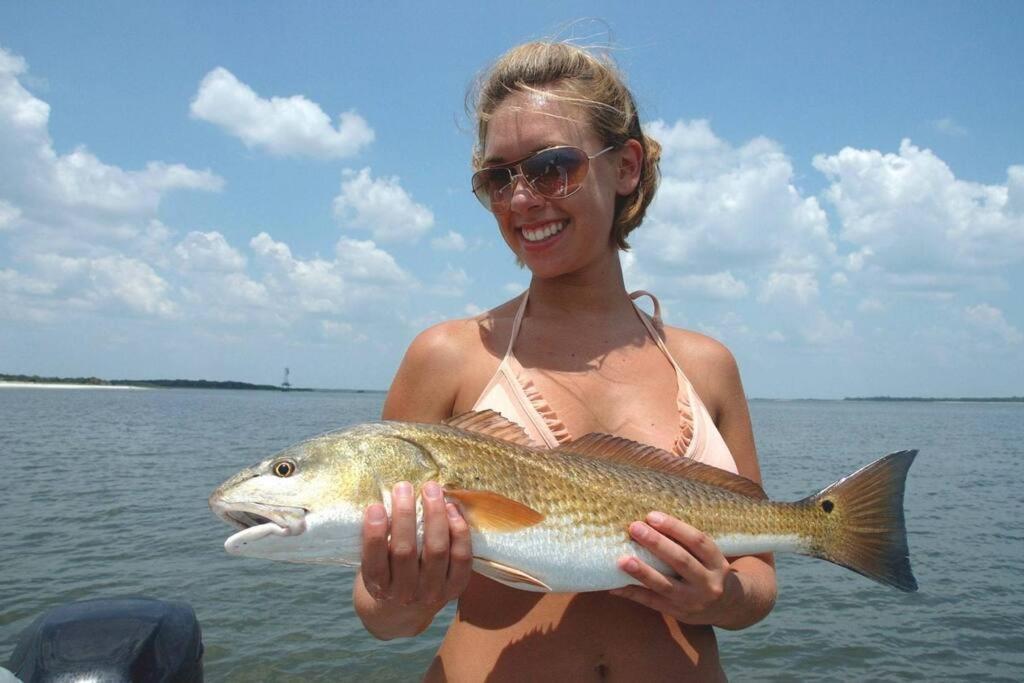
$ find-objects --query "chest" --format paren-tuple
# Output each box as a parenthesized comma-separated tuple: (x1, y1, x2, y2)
(512, 327, 685, 452)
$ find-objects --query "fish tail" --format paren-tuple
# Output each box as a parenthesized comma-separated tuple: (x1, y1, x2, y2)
(803, 449, 919, 592)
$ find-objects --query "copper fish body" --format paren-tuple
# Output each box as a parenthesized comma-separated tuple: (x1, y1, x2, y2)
(209, 411, 918, 593)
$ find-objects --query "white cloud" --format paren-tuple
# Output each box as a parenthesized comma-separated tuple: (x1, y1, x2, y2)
(964, 303, 1022, 345)
(247, 232, 414, 318)
(431, 230, 467, 251)
(635, 119, 834, 274)
(333, 167, 434, 242)
(27, 253, 177, 318)
(321, 319, 367, 342)
(175, 231, 246, 272)
(250, 232, 346, 314)
(676, 271, 748, 300)
(0, 46, 223, 322)
(0, 47, 222, 246)
(857, 298, 886, 314)
(190, 67, 374, 159)
(813, 139, 1024, 270)
(800, 311, 853, 345)
(0, 199, 20, 231)
(432, 264, 471, 297)
(758, 271, 819, 305)
(503, 282, 526, 296)
(931, 117, 968, 137)
(334, 236, 412, 285)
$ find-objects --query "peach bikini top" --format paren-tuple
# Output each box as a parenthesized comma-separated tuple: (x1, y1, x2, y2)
(472, 290, 739, 473)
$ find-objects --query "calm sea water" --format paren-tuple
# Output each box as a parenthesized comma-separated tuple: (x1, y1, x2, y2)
(1, 388, 1021, 681)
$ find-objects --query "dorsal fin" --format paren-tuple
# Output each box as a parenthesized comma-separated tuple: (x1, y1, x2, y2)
(444, 410, 540, 448)
(558, 433, 768, 500)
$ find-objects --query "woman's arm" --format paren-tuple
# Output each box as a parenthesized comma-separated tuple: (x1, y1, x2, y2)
(613, 335, 777, 630)
(353, 321, 476, 639)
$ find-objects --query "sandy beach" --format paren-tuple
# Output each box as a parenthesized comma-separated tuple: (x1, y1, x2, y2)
(0, 382, 148, 390)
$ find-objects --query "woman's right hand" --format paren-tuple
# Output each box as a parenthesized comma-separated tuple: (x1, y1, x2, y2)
(354, 480, 473, 639)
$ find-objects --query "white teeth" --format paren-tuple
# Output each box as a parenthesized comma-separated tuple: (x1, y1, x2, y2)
(522, 221, 565, 242)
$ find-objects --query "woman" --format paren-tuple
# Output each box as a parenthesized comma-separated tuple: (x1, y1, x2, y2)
(353, 41, 777, 681)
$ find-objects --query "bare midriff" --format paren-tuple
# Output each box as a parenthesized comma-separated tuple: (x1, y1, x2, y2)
(423, 576, 726, 682)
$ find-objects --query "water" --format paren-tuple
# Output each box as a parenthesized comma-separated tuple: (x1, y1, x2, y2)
(1, 388, 1021, 681)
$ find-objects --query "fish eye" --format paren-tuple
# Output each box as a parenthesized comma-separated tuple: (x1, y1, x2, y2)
(272, 460, 296, 478)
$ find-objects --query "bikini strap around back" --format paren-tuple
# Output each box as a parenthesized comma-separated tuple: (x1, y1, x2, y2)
(629, 290, 684, 373)
(503, 290, 530, 358)
(629, 290, 662, 324)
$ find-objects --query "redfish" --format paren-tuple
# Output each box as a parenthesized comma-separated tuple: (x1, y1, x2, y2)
(209, 410, 917, 592)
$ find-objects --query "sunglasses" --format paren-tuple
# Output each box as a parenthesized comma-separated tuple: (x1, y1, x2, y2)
(471, 145, 615, 213)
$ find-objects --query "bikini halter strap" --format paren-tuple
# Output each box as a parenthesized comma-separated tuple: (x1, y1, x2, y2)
(629, 290, 684, 374)
(504, 290, 531, 357)
(629, 290, 663, 325)
(505, 289, 665, 359)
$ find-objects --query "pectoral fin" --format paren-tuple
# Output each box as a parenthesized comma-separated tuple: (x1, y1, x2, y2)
(444, 488, 544, 531)
(473, 557, 551, 592)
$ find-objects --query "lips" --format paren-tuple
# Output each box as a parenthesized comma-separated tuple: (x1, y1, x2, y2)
(209, 498, 308, 536)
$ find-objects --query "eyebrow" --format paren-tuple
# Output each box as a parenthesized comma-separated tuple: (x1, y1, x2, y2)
(482, 142, 564, 167)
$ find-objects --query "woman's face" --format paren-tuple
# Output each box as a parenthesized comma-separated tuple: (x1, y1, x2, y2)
(480, 88, 638, 280)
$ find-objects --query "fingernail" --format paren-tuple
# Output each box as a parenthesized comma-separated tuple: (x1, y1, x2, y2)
(395, 481, 412, 498)
(423, 482, 441, 499)
(367, 506, 386, 523)
(446, 503, 461, 520)
(630, 522, 648, 540)
(621, 557, 639, 572)
(647, 511, 666, 525)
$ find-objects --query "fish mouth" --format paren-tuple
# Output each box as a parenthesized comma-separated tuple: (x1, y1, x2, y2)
(209, 497, 308, 537)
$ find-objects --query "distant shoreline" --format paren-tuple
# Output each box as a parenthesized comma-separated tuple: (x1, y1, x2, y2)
(0, 374, 312, 392)
(0, 381, 147, 390)
(842, 396, 1023, 403)
(2, 374, 1015, 400)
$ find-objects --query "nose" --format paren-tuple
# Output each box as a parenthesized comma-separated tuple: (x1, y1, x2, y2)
(507, 174, 545, 214)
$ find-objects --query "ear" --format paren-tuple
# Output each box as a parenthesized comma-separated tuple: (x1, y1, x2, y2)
(615, 138, 644, 196)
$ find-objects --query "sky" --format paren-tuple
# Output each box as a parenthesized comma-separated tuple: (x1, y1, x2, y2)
(0, 3, 1021, 398)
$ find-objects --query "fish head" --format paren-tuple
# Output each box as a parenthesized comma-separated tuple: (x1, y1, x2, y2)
(209, 422, 439, 564)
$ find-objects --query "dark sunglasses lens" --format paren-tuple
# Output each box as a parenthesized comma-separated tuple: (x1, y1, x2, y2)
(523, 147, 589, 197)
(472, 168, 513, 208)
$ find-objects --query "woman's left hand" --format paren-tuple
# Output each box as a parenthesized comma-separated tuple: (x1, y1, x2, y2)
(610, 511, 739, 625)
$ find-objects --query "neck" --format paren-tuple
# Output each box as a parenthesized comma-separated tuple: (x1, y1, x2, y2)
(526, 249, 633, 319)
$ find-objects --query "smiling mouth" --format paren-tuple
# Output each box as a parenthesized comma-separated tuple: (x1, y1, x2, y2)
(520, 220, 566, 243)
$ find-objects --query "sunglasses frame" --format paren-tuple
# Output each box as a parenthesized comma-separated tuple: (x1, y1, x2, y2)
(471, 145, 615, 213)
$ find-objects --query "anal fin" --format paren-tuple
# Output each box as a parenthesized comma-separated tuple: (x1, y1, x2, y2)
(473, 557, 551, 592)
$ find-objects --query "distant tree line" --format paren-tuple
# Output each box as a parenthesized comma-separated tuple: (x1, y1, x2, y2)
(844, 396, 1023, 402)
(0, 373, 310, 391)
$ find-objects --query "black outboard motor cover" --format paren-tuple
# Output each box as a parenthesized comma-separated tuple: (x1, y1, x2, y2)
(8, 597, 203, 682)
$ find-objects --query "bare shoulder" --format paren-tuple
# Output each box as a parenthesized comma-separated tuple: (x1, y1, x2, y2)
(383, 296, 525, 422)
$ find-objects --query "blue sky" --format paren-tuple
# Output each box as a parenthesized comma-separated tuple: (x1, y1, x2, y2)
(1, 3, 1021, 397)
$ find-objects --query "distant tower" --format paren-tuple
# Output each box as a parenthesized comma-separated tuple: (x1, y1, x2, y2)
(281, 367, 291, 390)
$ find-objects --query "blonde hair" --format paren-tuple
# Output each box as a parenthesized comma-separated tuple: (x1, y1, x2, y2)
(471, 41, 661, 250)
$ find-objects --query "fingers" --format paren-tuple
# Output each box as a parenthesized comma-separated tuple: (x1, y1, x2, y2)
(628, 513, 727, 582)
(360, 503, 390, 599)
(444, 502, 474, 600)
(616, 553, 677, 595)
(416, 482, 450, 605)
(388, 481, 419, 604)
(645, 512, 727, 571)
